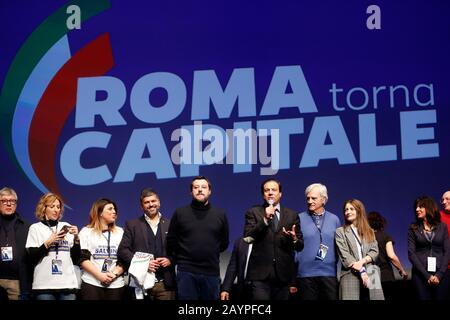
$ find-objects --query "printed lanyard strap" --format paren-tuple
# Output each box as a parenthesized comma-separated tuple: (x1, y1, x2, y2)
(46, 221, 59, 258)
(310, 212, 326, 243)
(103, 230, 111, 258)
(350, 226, 364, 258)
(423, 227, 435, 257)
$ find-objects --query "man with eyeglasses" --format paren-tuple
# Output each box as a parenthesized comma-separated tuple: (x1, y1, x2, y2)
(0, 187, 32, 300)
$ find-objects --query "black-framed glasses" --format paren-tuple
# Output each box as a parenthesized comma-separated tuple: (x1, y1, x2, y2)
(0, 199, 17, 205)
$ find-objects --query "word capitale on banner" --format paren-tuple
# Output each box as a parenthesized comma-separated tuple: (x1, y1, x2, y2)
(60, 65, 439, 186)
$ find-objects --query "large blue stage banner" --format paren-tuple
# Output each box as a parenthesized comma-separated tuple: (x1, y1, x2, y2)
(1, 0, 449, 267)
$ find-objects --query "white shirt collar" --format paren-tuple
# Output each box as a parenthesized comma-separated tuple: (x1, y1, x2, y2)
(144, 212, 161, 225)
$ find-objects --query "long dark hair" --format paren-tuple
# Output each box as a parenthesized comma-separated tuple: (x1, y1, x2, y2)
(413, 195, 440, 227)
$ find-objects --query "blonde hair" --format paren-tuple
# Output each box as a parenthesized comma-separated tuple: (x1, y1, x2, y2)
(87, 198, 118, 234)
(343, 199, 375, 243)
(35, 193, 64, 220)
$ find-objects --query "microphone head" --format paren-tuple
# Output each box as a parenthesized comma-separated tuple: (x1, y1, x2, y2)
(267, 199, 274, 206)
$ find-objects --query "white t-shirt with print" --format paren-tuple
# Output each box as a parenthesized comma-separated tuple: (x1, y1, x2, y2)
(26, 221, 79, 290)
(79, 226, 125, 288)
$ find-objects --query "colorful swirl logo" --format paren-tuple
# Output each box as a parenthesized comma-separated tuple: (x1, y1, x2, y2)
(0, 0, 113, 196)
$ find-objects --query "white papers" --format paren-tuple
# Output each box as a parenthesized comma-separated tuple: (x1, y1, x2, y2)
(128, 252, 155, 299)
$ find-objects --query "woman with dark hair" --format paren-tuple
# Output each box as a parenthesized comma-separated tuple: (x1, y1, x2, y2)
(78, 198, 125, 300)
(408, 195, 450, 300)
(367, 211, 408, 300)
(335, 199, 384, 300)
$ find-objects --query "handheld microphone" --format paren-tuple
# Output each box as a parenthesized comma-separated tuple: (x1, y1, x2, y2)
(267, 199, 275, 219)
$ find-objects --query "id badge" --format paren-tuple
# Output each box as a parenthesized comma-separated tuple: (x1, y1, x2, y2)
(427, 257, 437, 272)
(51, 259, 63, 275)
(315, 243, 329, 260)
(1, 246, 13, 261)
(102, 258, 113, 272)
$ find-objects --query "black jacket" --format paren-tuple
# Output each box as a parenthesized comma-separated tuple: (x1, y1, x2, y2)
(408, 222, 450, 281)
(221, 238, 250, 298)
(2, 213, 32, 295)
(244, 205, 303, 284)
(118, 215, 175, 288)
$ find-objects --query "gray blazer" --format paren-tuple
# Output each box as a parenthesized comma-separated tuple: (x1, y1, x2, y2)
(335, 226, 383, 300)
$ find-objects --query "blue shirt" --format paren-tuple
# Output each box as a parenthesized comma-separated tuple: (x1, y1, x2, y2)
(296, 210, 341, 278)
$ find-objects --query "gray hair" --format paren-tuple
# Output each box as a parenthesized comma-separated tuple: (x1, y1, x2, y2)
(305, 183, 328, 204)
(0, 187, 18, 201)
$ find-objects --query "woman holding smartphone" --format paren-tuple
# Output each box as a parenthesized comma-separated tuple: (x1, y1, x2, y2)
(25, 193, 80, 300)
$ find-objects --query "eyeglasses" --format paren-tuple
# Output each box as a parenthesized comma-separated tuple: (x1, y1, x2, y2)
(0, 199, 17, 205)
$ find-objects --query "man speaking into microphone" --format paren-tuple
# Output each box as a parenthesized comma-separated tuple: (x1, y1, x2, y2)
(243, 178, 303, 300)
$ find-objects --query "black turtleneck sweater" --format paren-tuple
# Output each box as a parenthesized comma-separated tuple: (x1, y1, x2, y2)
(166, 200, 229, 276)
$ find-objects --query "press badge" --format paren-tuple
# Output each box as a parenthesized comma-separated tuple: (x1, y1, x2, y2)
(51, 259, 62, 275)
(1, 246, 13, 261)
(102, 258, 113, 272)
(427, 257, 437, 272)
(315, 243, 329, 260)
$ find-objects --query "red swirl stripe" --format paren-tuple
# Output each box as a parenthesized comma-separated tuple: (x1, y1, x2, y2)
(29, 33, 114, 194)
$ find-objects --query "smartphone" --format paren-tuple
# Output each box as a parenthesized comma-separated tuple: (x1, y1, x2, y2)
(61, 225, 71, 234)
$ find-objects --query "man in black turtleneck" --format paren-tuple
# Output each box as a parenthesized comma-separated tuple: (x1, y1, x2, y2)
(166, 176, 229, 300)
(0, 187, 31, 300)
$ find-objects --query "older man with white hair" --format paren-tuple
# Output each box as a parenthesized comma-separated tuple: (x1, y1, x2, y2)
(295, 183, 341, 300)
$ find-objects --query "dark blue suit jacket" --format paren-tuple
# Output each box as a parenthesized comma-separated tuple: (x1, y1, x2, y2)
(221, 238, 250, 298)
(118, 215, 175, 288)
(244, 204, 304, 284)
(408, 222, 450, 281)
